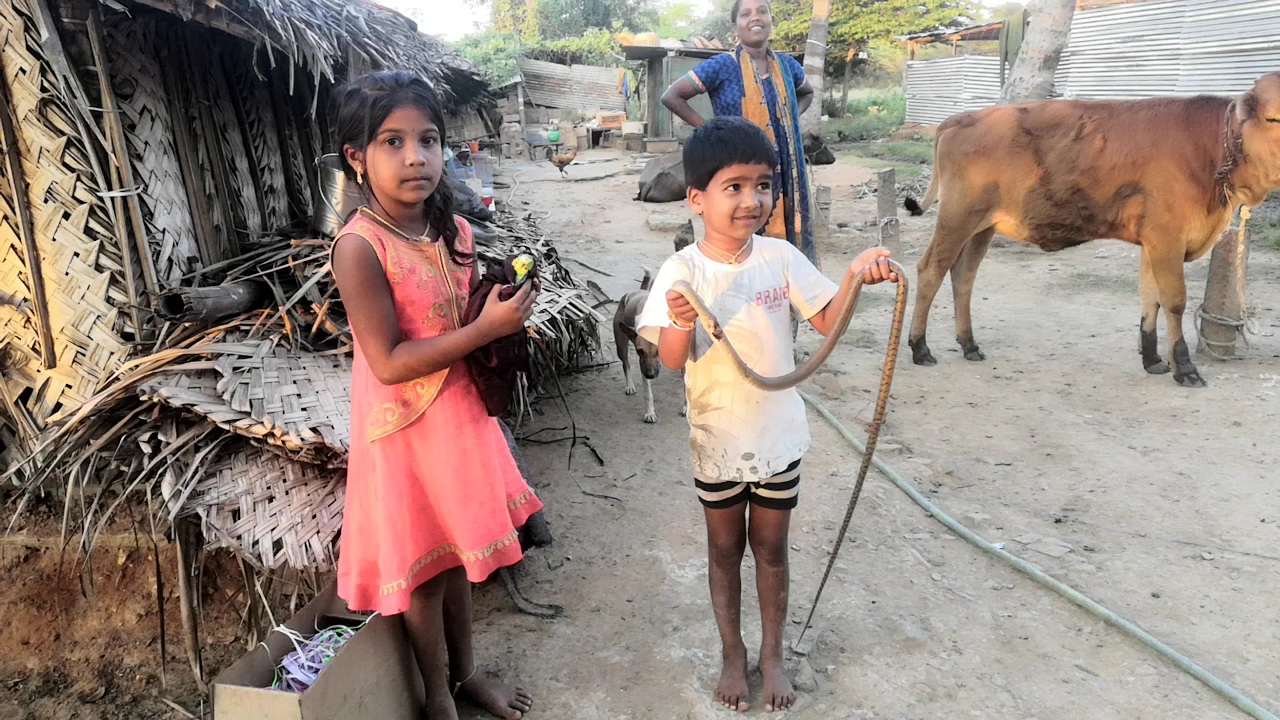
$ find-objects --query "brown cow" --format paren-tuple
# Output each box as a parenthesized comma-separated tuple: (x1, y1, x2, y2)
(905, 73, 1280, 387)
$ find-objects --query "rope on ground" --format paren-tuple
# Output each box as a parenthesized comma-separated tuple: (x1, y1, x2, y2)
(798, 389, 1279, 720)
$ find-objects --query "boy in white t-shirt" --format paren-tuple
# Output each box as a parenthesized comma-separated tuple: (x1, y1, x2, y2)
(637, 117, 896, 713)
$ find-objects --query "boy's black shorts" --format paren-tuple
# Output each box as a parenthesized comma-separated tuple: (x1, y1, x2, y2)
(694, 458, 801, 511)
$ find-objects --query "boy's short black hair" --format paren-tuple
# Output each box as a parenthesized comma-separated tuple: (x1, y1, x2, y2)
(683, 116, 778, 191)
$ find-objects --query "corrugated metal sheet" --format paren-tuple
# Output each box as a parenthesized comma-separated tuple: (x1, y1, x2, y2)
(1057, 0, 1280, 100)
(518, 59, 625, 112)
(905, 56, 1002, 125)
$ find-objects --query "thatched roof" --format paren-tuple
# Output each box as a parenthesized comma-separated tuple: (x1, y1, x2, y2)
(112, 0, 489, 104)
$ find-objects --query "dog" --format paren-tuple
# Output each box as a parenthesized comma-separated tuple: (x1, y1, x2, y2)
(614, 225, 697, 423)
(615, 270, 665, 423)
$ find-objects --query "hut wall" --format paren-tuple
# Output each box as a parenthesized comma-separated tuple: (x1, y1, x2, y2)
(0, 0, 134, 474)
(103, 15, 202, 285)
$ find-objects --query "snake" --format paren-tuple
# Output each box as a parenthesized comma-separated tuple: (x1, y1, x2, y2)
(669, 258, 909, 645)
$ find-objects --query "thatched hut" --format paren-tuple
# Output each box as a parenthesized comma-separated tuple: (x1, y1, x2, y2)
(1, 0, 598, 687)
(0, 0, 488, 471)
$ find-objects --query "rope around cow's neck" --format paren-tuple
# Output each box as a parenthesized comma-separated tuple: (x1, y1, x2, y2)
(668, 258, 908, 645)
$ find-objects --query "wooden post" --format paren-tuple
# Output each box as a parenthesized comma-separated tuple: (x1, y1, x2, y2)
(0, 57, 56, 369)
(1198, 221, 1249, 360)
(174, 517, 206, 693)
(876, 168, 901, 253)
(813, 184, 832, 244)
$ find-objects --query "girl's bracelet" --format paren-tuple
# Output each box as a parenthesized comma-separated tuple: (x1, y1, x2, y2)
(668, 311, 695, 331)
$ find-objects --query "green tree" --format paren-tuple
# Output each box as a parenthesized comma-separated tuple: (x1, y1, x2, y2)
(770, 0, 979, 60)
(455, 30, 524, 85)
(493, 0, 659, 40)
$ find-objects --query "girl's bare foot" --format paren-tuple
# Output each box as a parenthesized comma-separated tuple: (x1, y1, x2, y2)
(458, 674, 533, 720)
(715, 644, 750, 712)
(425, 691, 460, 720)
(760, 656, 794, 712)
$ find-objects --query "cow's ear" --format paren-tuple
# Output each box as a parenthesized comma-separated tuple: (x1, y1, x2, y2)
(1237, 89, 1259, 123)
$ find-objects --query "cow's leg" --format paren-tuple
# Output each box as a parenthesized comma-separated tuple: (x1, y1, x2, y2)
(1138, 248, 1169, 374)
(950, 227, 996, 361)
(1149, 246, 1205, 387)
(910, 218, 975, 366)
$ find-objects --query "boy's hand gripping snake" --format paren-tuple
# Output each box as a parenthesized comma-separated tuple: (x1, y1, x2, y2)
(669, 259, 908, 645)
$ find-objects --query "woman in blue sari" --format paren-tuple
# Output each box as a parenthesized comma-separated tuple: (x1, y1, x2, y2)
(662, 0, 817, 262)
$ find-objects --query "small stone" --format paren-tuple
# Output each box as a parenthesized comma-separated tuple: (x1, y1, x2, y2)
(1200, 552, 1215, 561)
(794, 658, 819, 692)
(791, 544, 802, 552)
(646, 212, 686, 232)
(930, 572, 943, 582)
(546, 556, 565, 570)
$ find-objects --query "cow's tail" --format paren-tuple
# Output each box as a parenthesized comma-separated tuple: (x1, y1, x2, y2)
(904, 140, 942, 216)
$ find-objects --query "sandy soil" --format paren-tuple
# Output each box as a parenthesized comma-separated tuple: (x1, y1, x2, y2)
(468, 148, 1280, 720)
(5, 147, 1279, 720)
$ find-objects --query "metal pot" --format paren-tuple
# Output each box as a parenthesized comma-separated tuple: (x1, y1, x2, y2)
(314, 153, 365, 237)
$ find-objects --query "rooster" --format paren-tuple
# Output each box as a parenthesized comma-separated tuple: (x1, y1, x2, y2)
(546, 147, 578, 178)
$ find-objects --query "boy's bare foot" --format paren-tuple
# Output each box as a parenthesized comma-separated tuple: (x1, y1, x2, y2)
(760, 656, 795, 712)
(458, 674, 533, 720)
(715, 644, 750, 711)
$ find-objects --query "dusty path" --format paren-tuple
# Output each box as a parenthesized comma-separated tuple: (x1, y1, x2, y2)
(464, 150, 1280, 719)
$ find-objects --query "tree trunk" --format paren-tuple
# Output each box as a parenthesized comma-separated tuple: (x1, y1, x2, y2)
(839, 50, 854, 118)
(799, 0, 831, 137)
(1000, 0, 1075, 104)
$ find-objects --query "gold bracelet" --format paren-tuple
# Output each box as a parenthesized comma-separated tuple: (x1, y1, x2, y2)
(668, 311, 694, 331)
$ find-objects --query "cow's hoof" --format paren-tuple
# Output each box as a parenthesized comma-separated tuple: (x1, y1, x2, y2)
(1174, 369, 1207, 388)
(909, 339, 936, 366)
(1144, 360, 1170, 375)
(625, 384, 636, 396)
(644, 412, 658, 424)
(963, 347, 986, 362)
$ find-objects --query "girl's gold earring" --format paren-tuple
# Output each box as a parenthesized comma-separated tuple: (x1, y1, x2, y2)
(356, 169, 364, 185)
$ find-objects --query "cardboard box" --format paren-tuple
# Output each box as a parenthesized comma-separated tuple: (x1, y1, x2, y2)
(596, 111, 626, 130)
(213, 583, 422, 720)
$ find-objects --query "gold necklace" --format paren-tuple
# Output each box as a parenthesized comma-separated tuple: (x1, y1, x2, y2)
(700, 238, 752, 264)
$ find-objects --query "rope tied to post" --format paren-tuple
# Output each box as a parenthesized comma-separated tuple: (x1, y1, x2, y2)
(1196, 204, 1260, 361)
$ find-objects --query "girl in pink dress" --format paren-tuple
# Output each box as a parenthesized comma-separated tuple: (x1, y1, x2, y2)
(330, 71, 540, 720)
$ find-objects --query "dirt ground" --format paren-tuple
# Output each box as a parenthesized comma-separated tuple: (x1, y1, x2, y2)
(5, 147, 1280, 719)
(469, 149, 1280, 719)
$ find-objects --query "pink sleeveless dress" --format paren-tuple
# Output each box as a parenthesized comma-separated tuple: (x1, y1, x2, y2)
(336, 209, 542, 615)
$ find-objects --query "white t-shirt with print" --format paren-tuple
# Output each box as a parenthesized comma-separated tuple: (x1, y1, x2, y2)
(637, 236, 839, 485)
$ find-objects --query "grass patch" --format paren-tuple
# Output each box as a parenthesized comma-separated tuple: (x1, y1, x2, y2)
(823, 90, 905, 142)
(1252, 216, 1280, 251)
(836, 139, 934, 181)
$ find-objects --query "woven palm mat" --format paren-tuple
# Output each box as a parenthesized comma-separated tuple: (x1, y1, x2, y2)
(140, 346, 352, 466)
(104, 15, 202, 287)
(1, 0, 135, 472)
(182, 439, 344, 571)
